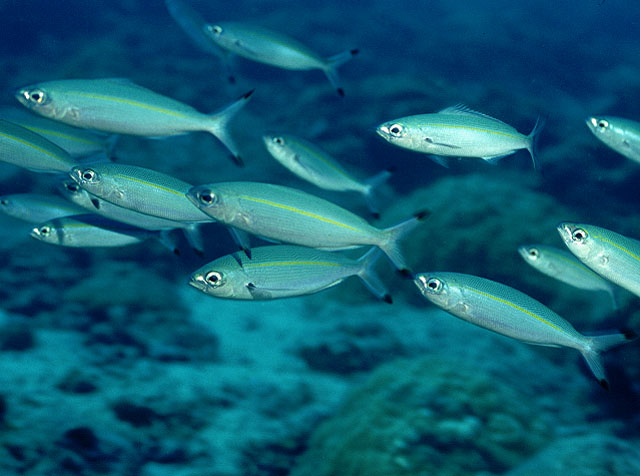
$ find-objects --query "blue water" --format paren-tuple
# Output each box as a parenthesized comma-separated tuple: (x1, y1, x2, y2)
(1, 1, 639, 475)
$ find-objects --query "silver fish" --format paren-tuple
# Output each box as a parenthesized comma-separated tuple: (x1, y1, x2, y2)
(189, 245, 391, 302)
(0, 107, 115, 159)
(69, 163, 214, 224)
(586, 115, 640, 163)
(186, 181, 428, 273)
(414, 271, 634, 388)
(15, 78, 252, 165)
(557, 222, 640, 299)
(164, 0, 235, 83)
(518, 244, 617, 309)
(30, 214, 176, 250)
(58, 179, 204, 254)
(262, 132, 391, 217)
(0, 193, 86, 224)
(203, 22, 357, 96)
(0, 119, 77, 173)
(376, 104, 543, 170)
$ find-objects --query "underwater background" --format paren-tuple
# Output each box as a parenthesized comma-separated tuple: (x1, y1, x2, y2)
(1, 0, 640, 475)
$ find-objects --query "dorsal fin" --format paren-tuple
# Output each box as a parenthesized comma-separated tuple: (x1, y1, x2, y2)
(438, 104, 508, 125)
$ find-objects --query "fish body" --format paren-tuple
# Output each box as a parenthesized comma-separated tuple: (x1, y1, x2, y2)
(189, 245, 390, 301)
(262, 132, 390, 216)
(585, 115, 640, 163)
(69, 163, 214, 224)
(414, 271, 632, 388)
(0, 107, 112, 158)
(518, 244, 617, 309)
(186, 181, 427, 272)
(376, 105, 543, 170)
(0, 193, 86, 223)
(30, 214, 160, 248)
(203, 22, 357, 95)
(0, 119, 77, 173)
(557, 222, 640, 298)
(15, 78, 252, 163)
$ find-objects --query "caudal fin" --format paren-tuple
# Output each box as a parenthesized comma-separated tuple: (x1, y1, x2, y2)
(356, 247, 392, 303)
(323, 49, 359, 97)
(205, 89, 254, 166)
(526, 116, 545, 172)
(580, 330, 636, 389)
(379, 210, 431, 276)
(363, 168, 393, 219)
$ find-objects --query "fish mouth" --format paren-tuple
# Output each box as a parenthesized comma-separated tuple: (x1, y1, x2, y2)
(13, 88, 29, 105)
(189, 274, 208, 292)
(376, 125, 390, 138)
(585, 116, 598, 128)
(68, 167, 84, 184)
(30, 226, 41, 238)
(517, 245, 530, 259)
(556, 222, 575, 241)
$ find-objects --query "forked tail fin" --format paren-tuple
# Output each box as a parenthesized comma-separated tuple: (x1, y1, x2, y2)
(356, 247, 392, 303)
(323, 49, 359, 97)
(205, 89, 254, 166)
(580, 330, 636, 390)
(379, 210, 430, 276)
(526, 116, 545, 172)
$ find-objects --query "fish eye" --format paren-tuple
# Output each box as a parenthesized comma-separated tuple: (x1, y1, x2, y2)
(272, 136, 285, 146)
(528, 248, 539, 258)
(426, 277, 443, 293)
(198, 190, 217, 205)
(64, 182, 80, 192)
(204, 271, 224, 287)
(209, 24, 223, 35)
(39, 226, 51, 236)
(26, 89, 47, 104)
(81, 169, 96, 181)
(0, 199, 8, 206)
(389, 124, 404, 136)
(572, 228, 588, 242)
(598, 120, 609, 129)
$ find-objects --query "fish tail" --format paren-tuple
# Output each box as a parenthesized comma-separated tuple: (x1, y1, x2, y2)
(363, 168, 393, 219)
(323, 49, 359, 97)
(105, 134, 120, 159)
(182, 224, 204, 256)
(580, 330, 636, 389)
(356, 247, 392, 303)
(526, 115, 545, 172)
(380, 209, 431, 275)
(606, 287, 619, 311)
(205, 89, 254, 166)
(155, 230, 181, 255)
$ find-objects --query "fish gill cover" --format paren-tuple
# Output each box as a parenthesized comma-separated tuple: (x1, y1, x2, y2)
(0, 1, 639, 475)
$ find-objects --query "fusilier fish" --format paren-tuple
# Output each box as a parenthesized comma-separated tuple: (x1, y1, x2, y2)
(263, 133, 391, 217)
(69, 163, 215, 224)
(518, 244, 617, 309)
(30, 214, 177, 251)
(15, 78, 252, 165)
(376, 104, 544, 170)
(189, 245, 391, 302)
(557, 222, 640, 299)
(585, 115, 640, 163)
(203, 22, 357, 96)
(1, 107, 115, 158)
(414, 271, 634, 388)
(0, 193, 86, 223)
(186, 181, 428, 273)
(0, 119, 77, 173)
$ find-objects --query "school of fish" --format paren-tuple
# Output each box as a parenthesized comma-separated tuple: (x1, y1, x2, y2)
(0, 0, 637, 389)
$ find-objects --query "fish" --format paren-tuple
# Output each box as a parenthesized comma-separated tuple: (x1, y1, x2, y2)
(69, 163, 215, 224)
(189, 245, 391, 302)
(186, 181, 429, 273)
(585, 115, 640, 163)
(518, 244, 618, 309)
(57, 179, 204, 254)
(0, 193, 86, 224)
(376, 104, 544, 170)
(557, 222, 640, 299)
(164, 0, 235, 83)
(414, 271, 634, 389)
(15, 78, 253, 165)
(0, 119, 77, 173)
(30, 214, 177, 251)
(262, 133, 391, 217)
(0, 107, 115, 159)
(202, 22, 358, 96)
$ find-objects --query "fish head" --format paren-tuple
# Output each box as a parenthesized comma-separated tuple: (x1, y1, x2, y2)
(14, 83, 57, 117)
(202, 23, 235, 50)
(518, 244, 542, 264)
(69, 166, 105, 194)
(57, 179, 85, 201)
(556, 222, 600, 262)
(262, 133, 290, 158)
(376, 121, 408, 144)
(189, 266, 239, 298)
(585, 116, 612, 137)
(413, 272, 460, 311)
(186, 184, 226, 220)
(30, 220, 62, 245)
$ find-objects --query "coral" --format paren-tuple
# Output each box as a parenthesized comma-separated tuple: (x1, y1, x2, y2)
(290, 356, 551, 476)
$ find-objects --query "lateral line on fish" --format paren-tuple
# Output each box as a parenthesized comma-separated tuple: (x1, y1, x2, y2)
(68, 92, 190, 119)
(425, 123, 520, 139)
(237, 195, 360, 231)
(593, 233, 640, 263)
(463, 286, 566, 334)
(0, 131, 66, 162)
(545, 248, 603, 279)
(296, 142, 353, 180)
(24, 126, 99, 145)
(114, 174, 185, 197)
(243, 260, 342, 269)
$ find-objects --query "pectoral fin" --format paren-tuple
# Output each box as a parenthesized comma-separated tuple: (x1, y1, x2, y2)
(246, 282, 300, 299)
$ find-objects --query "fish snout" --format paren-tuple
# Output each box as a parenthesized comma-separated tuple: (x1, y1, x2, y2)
(189, 273, 208, 292)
